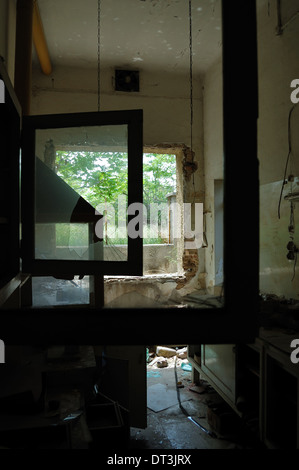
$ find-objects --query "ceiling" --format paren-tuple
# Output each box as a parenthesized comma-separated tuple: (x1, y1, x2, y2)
(33, 0, 222, 75)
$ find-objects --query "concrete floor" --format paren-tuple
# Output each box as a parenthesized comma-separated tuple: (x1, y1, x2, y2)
(129, 361, 262, 450)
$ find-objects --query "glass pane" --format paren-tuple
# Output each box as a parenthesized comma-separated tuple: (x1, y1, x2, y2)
(34, 125, 128, 263)
(32, 276, 90, 307)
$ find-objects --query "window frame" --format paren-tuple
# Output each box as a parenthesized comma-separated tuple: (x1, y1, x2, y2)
(1, 1, 259, 345)
(21, 109, 143, 277)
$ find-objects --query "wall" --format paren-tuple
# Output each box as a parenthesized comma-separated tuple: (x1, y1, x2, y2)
(31, 65, 203, 146)
(257, 0, 299, 299)
(202, 57, 223, 292)
(31, 64, 206, 287)
(202, 0, 299, 299)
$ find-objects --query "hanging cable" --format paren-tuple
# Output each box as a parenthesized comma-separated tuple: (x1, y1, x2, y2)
(97, 0, 101, 112)
(278, 105, 295, 218)
(189, 0, 193, 155)
(188, 0, 197, 206)
(174, 356, 216, 438)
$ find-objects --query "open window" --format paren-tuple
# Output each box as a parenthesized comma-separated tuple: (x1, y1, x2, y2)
(0, 2, 259, 345)
(21, 110, 143, 277)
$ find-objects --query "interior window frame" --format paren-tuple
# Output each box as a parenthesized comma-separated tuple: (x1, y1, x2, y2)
(21, 109, 143, 277)
(1, 1, 259, 345)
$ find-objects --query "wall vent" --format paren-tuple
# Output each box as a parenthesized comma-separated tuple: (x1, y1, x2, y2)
(114, 69, 140, 92)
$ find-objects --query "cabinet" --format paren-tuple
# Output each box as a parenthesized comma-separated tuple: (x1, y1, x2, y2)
(189, 329, 299, 448)
(188, 341, 263, 440)
(188, 344, 240, 414)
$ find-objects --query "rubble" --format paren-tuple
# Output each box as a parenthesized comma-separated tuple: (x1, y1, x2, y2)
(147, 346, 189, 370)
(176, 347, 187, 359)
(156, 358, 168, 368)
(156, 346, 177, 358)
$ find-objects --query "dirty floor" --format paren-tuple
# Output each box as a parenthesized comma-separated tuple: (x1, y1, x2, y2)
(129, 358, 262, 450)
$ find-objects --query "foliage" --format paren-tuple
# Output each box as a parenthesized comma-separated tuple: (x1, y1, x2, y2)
(143, 153, 176, 205)
(55, 151, 128, 208)
(55, 151, 176, 244)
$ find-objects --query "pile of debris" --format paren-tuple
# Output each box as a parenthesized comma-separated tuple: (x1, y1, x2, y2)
(147, 345, 189, 369)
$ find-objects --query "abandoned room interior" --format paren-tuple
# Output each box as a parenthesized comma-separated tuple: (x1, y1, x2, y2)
(0, 0, 299, 451)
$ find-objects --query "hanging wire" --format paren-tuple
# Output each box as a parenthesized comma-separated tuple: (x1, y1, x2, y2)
(174, 356, 216, 437)
(278, 105, 295, 218)
(97, 0, 101, 112)
(96, 0, 128, 262)
(189, 0, 193, 155)
(188, 0, 196, 206)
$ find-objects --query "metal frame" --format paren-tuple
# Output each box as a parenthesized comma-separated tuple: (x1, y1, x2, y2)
(21, 109, 143, 277)
(1, 1, 259, 345)
(0, 59, 21, 286)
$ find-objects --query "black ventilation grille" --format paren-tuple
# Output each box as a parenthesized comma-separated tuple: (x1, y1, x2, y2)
(115, 70, 140, 92)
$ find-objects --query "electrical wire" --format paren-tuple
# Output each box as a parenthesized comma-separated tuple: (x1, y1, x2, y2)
(97, 0, 101, 112)
(278, 105, 296, 219)
(189, 0, 193, 156)
(174, 355, 216, 438)
(188, 0, 197, 206)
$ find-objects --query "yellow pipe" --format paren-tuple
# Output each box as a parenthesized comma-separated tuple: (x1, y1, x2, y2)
(14, 0, 34, 115)
(33, 0, 52, 75)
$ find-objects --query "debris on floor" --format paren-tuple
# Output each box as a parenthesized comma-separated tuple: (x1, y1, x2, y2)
(206, 401, 240, 436)
(157, 358, 168, 368)
(147, 346, 189, 371)
(130, 345, 264, 450)
(156, 346, 177, 358)
(189, 384, 206, 395)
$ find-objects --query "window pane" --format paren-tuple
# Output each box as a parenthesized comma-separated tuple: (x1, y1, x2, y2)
(34, 125, 129, 263)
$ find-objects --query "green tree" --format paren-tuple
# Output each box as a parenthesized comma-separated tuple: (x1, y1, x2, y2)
(56, 150, 128, 208)
(55, 151, 176, 244)
(143, 153, 176, 206)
